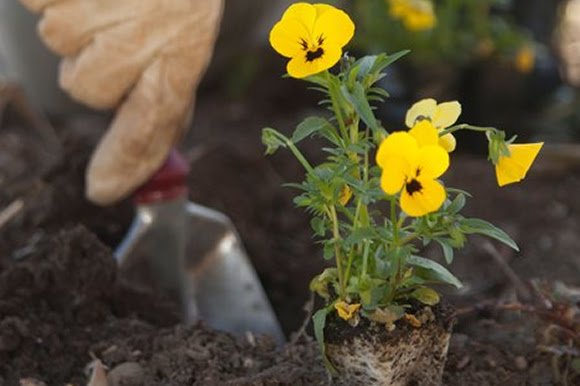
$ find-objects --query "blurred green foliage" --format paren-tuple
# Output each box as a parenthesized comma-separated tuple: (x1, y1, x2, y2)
(351, 0, 534, 68)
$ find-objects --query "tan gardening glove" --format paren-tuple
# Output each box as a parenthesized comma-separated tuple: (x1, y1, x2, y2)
(556, 0, 580, 86)
(19, 0, 224, 205)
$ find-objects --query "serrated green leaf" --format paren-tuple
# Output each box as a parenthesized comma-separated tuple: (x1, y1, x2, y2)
(408, 255, 463, 288)
(323, 242, 335, 260)
(460, 218, 519, 251)
(411, 286, 440, 306)
(311, 217, 326, 237)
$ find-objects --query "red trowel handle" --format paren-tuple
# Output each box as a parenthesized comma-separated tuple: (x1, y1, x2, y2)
(134, 149, 190, 205)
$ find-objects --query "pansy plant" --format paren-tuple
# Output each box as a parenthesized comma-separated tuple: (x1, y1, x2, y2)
(263, 2, 543, 368)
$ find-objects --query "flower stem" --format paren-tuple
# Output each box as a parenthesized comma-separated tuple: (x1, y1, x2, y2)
(329, 205, 346, 298)
(439, 124, 497, 137)
(391, 196, 399, 246)
(361, 241, 370, 277)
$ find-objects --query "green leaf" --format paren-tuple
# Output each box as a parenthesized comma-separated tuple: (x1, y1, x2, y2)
(369, 87, 390, 98)
(354, 55, 379, 80)
(355, 51, 409, 82)
(261, 128, 287, 155)
(340, 83, 380, 132)
(311, 217, 326, 237)
(344, 227, 376, 246)
(323, 242, 335, 260)
(372, 50, 409, 73)
(408, 255, 463, 288)
(447, 194, 466, 214)
(446, 187, 473, 198)
(435, 238, 454, 264)
(460, 218, 519, 251)
(292, 117, 334, 144)
(312, 307, 338, 375)
(411, 286, 440, 306)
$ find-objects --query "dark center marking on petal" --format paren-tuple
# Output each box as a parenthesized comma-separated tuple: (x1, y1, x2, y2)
(306, 47, 324, 62)
(318, 34, 325, 45)
(299, 38, 309, 51)
(414, 115, 432, 124)
(405, 179, 423, 195)
(416, 168, 421, 177)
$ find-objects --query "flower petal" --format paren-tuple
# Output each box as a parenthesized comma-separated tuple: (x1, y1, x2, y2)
(438, 133, 456, 152)
(417, 145, 449, 179)
(380, 157, 408, 195)
(281, 2, 316, 26)
(376, 131, 419, 168)
(432, 101, 461, 129)
(409, 120, 439, 147)
(495, 143, 543, 187)
(270, 18, 311, 58)
(286, 43, 342, 78)
(405, 98, 437, 128)
(335, 301, 361, 321)
(400, 178, 446, 217)
(313, 5, 355, 48)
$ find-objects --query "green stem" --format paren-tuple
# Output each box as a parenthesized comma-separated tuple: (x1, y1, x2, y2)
(390, 196, 399, 246)
(286, 140, 315, 175)
(361, 241, 370, 277)
(344, 199, 363, 284)
(329, 205, 346, 298)
(439, 124, 497, 137)
(271, 131, 316, 175)
(400, 230, 451, 246)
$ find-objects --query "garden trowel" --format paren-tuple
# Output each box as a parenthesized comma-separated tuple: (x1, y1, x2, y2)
(115, 150, 284, 343)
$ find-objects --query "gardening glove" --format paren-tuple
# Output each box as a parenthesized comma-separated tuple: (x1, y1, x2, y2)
(18, 0, 224, 205)
(556, 0, 580, 87)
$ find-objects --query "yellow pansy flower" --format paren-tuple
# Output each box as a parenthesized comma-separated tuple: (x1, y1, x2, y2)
(335, 301, 361, 321)
(515, 45, 535, 74)
(406, 98, 461, 152)
(376, 126, 449, 217)
(388, 0, 437, 32)
(495, 143, 543, 187)
(269, 3, 355, 79)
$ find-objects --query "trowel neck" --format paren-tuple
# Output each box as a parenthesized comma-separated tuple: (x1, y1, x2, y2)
(134, 150, 190, 205)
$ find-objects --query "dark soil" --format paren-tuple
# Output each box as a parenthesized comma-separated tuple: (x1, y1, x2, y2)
(0, 92, 578, 384)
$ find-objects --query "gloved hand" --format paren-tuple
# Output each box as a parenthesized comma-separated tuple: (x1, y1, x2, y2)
(19, 0, 224, 205)
(556, 0, 580, 87)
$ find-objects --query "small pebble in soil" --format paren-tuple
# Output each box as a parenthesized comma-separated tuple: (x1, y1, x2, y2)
(107, 362, 145, 386)
(514, 356, 528, 371)
(486, 357, 497, 368)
